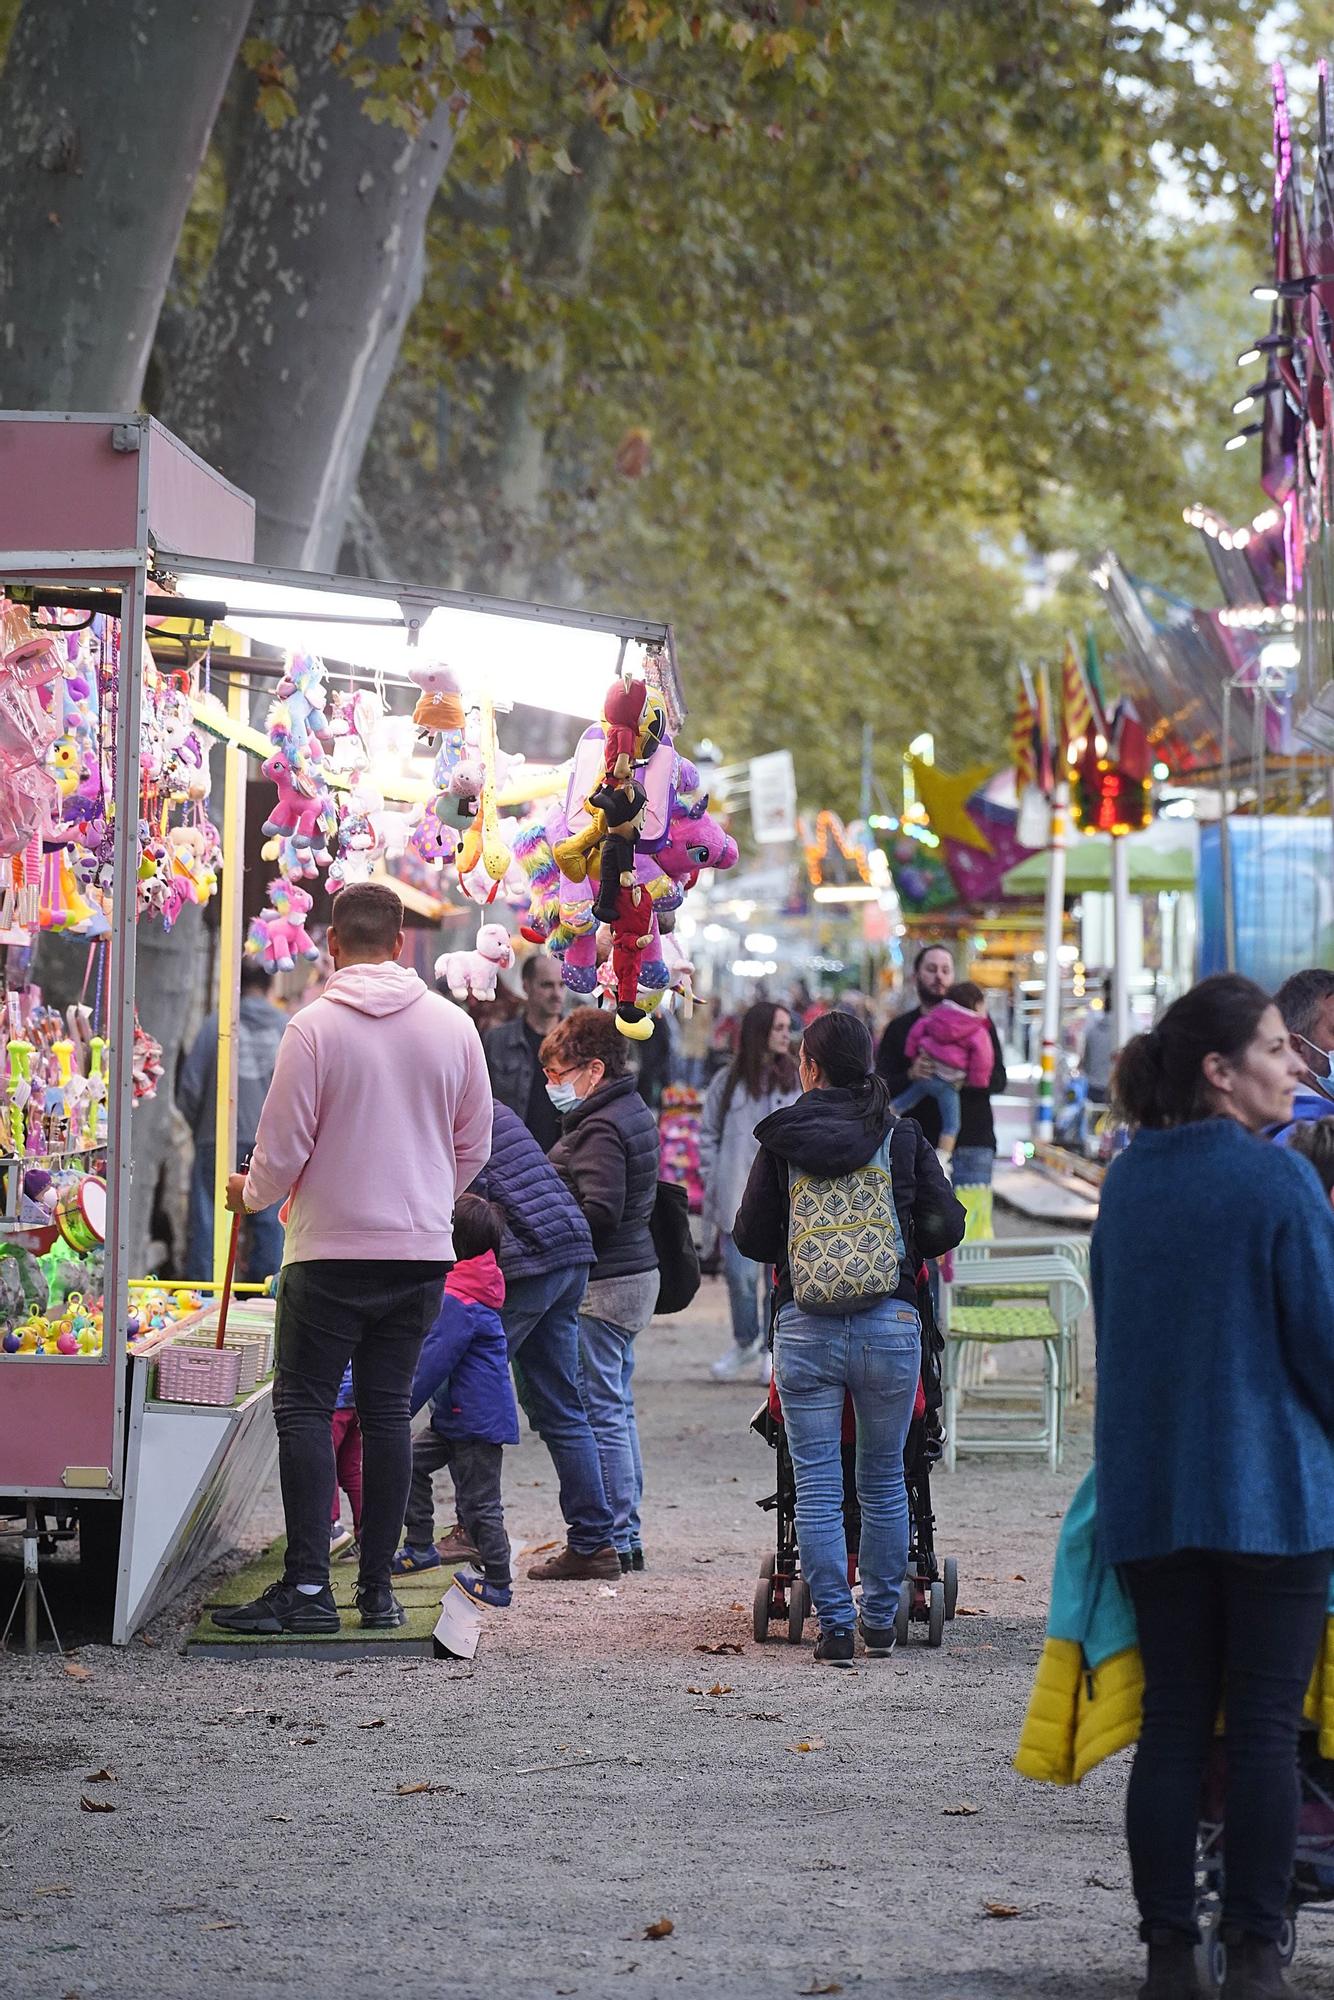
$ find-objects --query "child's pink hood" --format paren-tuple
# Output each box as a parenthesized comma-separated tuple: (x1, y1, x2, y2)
(446, 1249, 506, 1310)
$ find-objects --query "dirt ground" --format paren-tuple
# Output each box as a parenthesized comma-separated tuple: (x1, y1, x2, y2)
(5, 1255, 1334, 2000)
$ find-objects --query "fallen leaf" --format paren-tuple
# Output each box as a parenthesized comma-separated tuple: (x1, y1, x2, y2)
(62, 1660, 92, 1682)
(686, 1686, 703, 1694)
(140, 1632, 158, 1648)
(292, 1736, 318, 1746)
(334, 1667, 355, 1680)
(200, 1921, 237, 1931)
(955, 1607, 988, 1616)
(83, 1768, 115, 1784)
(1086, 1873, 1118, 1891)
(748, 1710, 784, 1721)
(692, 1555, 714, 1564)
(263, 1814, 293, 1824)
(357, 1718, 386, 1730)
(524, 1540, 560, 1555)
(983, 1902, 1022, 1920)
(1011, 1574, 1027, 1583)
(707, 1683, 734, 1698)
(695, 1642, 742, 1655)
(644, 1917, 674, 1940)
(394, 1780, 452, 1796)
(785, 1737, 827, 1754)
(798, 1985, 843, 1996)
(729, 1602, 747, 1612)
(33, 1885, 72, 1897)
(79, 1796, 115, 1814)
(943, 1803, 980, 1817)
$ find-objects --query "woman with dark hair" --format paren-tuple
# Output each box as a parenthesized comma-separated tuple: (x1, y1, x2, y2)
(1094, 974, 1334, 2000)
(733, 1011, 965, 1665)
(541, 1007, 660, 1575)
(700, 1000, 799, 1381)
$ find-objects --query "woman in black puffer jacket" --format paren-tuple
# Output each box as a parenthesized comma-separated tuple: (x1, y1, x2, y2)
(543, 1008, 660, 1572)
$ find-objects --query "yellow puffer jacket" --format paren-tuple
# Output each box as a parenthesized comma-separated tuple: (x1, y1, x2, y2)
(1015, 1469, 1334, 1786)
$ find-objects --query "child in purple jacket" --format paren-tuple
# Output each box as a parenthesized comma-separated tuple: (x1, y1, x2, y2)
(393, 1194, 519, 1607)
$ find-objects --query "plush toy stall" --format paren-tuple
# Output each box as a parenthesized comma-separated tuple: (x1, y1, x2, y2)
(0, 411, 709, 1649)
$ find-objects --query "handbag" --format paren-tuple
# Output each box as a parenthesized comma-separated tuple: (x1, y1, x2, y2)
(651, 1178, 701, 1315)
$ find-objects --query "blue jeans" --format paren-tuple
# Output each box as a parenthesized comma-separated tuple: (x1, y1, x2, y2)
(502, 1264, 615, 1554)
(951, 1145, 994, 1189)
(892, 1075, 961, 1140)
(578, 1314, 643, 1555)
(721, 1232, 771, 1350)
(773, 1298, 922, 1632)
(186, 1145, 284, 1283)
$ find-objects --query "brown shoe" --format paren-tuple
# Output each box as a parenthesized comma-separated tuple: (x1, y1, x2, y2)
(435, 1523, 480, 1565)
(527, 1543, 621, 1581)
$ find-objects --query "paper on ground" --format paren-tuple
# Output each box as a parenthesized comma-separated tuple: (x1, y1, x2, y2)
(433, 1577, 484, 1659)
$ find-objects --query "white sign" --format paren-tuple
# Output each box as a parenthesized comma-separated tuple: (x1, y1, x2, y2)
(749, 750, 797, 845)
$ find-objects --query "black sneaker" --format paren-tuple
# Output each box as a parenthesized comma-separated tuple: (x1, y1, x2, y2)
(211, 1579, 340, 1636)
(858, 1616, 896, 1659)
(629, 1547, 645, 1572)
(618, 1551, 633, 1574)
(813, 1627, 855, 1667)
(356, 1581, 407, 1629)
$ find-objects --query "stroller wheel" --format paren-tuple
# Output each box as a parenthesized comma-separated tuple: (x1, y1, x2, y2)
(927, 1579, 945, 1648)
(1278, 1905, 1297, 1968)
(759, 1551, 776, 1580)
(753, 1574, 773, 1644)
(943, 1556, 959, 1620)
(894, 1579, 911, 1648)
(787, 1575, 810, 1644)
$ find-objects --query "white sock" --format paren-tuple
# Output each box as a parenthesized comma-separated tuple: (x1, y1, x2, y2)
(295, 1581, 325, 1596)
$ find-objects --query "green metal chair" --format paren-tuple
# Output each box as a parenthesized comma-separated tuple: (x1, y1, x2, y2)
(940, 1249, 1089, 1471)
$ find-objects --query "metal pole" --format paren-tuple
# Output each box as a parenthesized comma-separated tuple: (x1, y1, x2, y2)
(1220, 677, 1236, 972)
(210, 666, 245, 1284)
(1036, 780, 1069, 1144)
(1110, 830, 1131, 1048)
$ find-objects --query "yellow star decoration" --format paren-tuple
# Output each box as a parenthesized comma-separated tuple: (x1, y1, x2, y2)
(909, 756, 999, 854)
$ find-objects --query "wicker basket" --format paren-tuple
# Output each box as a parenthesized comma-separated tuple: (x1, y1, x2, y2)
(174, 1331, 263, 1395)
(155, 1344, 243, 1407)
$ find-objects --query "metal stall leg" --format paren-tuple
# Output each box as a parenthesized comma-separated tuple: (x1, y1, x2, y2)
(1, 1503, 64, 1655)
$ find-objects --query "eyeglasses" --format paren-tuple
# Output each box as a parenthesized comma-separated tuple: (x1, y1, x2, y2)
(543, 1064, 586, 1085)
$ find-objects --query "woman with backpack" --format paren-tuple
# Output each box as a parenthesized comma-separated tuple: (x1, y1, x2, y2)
(733, 1011, 965, 1665)
(699, 1000, 799, 1382)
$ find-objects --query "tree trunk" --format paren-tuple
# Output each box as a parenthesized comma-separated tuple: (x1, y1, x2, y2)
(160, 5, 463, 566)
(0, 0, 252, 409)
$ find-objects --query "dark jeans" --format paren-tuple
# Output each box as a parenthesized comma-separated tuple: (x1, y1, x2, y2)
(272, 1259, 447, 1591)
(502, 1263, 615, 1554)
(1123, 1548, 1332, 1941)
(404, 1432, 510, 1583)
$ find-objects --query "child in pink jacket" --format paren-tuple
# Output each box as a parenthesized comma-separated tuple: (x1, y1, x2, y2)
(892, 981, 993, 1158)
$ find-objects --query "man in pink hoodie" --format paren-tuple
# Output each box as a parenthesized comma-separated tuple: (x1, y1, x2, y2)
(211, 882, 493, 1637)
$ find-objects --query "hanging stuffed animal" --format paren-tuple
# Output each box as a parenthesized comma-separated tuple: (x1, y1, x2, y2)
(269, 653, 329, 765)
(434, 922, 516, 1003)
(407, 661, 465, 739)
(261, 749, 335, 863)
(246, 879, 320, 974)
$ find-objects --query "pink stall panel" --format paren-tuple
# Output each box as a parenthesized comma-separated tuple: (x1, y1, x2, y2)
(0, 1357, 118, 1495)
(0, 413, 254, 567)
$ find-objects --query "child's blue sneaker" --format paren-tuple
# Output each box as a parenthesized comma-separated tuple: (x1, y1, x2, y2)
(453, 1563, 512, 1609)
(391, 1543, 441, 1575)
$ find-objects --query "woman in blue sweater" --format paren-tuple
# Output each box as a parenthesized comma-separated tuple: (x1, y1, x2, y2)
(1095, 974, 1334, 2000)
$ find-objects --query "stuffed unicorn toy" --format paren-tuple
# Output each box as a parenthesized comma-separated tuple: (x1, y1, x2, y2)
(434, 922, 515, 1003)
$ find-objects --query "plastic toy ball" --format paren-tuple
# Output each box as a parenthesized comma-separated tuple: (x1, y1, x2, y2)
(1, 1330, 19, 1353)
(125, 1312, 141, 1337)
(56, 1330, 79, 1355)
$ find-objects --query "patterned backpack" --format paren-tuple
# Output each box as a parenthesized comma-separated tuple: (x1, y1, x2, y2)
(787, 1129, 907, 1315)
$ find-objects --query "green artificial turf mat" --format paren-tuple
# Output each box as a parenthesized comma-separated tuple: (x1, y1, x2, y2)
(187, 1537, 457, 1655)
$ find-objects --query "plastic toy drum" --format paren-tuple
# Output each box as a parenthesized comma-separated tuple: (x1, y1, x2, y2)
(55, 1175, 106, 1253)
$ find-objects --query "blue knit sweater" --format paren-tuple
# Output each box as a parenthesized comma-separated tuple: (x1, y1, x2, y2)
(1093, 1117, 1334, 1565)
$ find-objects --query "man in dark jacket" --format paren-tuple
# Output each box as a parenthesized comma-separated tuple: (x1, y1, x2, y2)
(483, 955, 566, 1151)
(469, 1102, 618, 1576)
(875, 943, 1006, 1185)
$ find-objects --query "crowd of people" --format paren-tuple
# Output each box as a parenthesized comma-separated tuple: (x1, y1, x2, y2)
(175, 878, 1334, 1997)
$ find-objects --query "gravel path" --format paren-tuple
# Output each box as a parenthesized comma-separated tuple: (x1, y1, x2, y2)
(5, 1262, 1334, 2000)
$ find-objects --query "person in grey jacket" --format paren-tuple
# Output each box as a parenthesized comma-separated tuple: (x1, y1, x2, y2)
(700, 1001, 798, 1381)
(179, 963, 288, 1281)
(483, 954, 566, 1151)
(543, 1008, 660, 1572)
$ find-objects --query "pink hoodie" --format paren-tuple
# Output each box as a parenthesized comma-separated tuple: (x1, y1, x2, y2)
(905, 999, 994, 1089)
(243, 962, 493, 1266)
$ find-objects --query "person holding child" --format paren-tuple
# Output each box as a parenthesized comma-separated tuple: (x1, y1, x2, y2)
(395, 1194, 517, 1608)
(890, 979, 994, 1162)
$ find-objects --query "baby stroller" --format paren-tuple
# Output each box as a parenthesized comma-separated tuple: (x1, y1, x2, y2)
(751, 1273, 959, 1648)
(1192, 1734, 1334, 1991)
